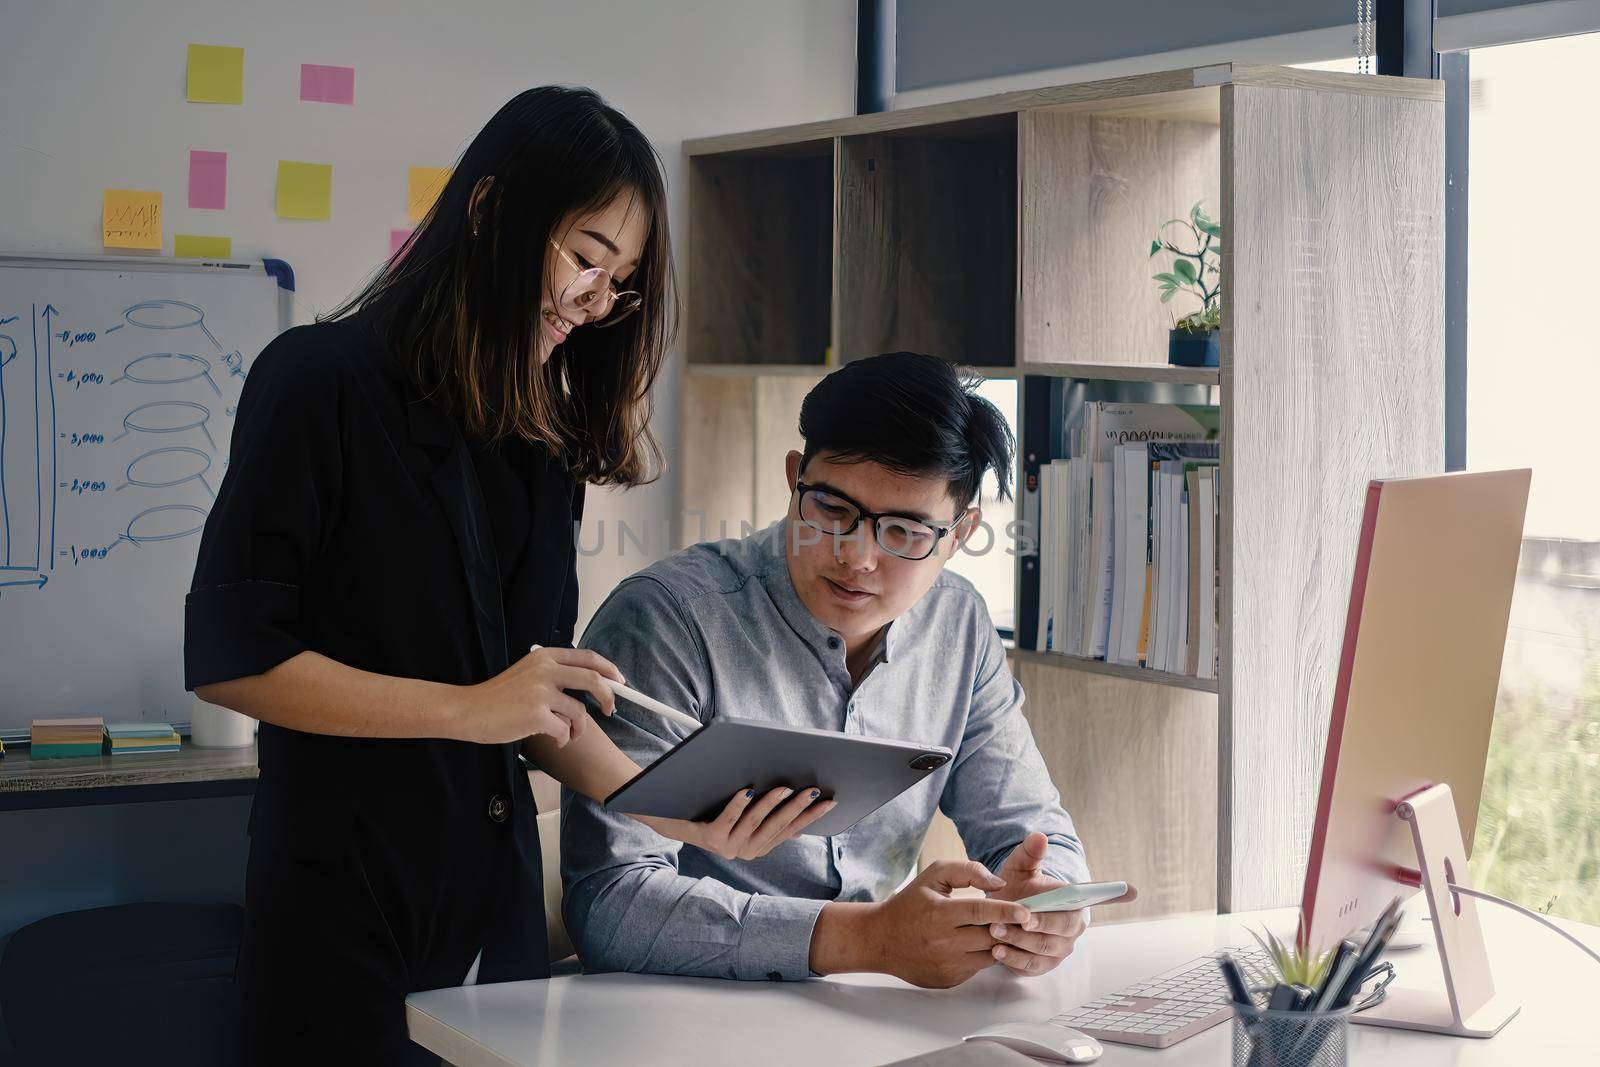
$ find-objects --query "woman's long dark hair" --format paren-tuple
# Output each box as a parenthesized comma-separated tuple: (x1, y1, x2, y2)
(330, 86, 675, 486)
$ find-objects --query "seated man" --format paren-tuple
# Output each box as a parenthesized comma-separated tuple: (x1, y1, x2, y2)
(561, 352, 1094, 989)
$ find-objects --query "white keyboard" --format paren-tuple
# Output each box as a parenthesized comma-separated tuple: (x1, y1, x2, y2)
(1046, 948, 1272, 1050)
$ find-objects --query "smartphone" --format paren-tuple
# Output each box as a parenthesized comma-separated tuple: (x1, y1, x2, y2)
(1015, 880, 1130, 912)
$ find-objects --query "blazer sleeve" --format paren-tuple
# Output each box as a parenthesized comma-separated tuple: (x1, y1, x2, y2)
(184, 330, 344, 689)
(551, 481, 586, 649)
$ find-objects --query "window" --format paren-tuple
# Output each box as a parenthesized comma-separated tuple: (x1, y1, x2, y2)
(1466, 31, 1600, 926)
(944, 376, 1018, 632)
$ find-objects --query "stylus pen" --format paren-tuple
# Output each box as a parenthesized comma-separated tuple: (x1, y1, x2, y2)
(528, 645, 703, 733)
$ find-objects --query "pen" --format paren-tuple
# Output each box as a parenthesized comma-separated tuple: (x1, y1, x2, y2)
(1310, 940, 1361, 1014)
(1290, 939, 1362, 1060)
(1267, 984, 1297, 1012)
(1220, 954, 1263, 1065)
(528, 645, 703, 732)
(1333, 898, 1404, 1009)
(1217, 953, 1255, 1008)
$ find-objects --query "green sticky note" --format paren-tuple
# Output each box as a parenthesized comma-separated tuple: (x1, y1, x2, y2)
(276, 160, 333, 220)
(174, 234, 232, 259)
(187, 44, 244, 104)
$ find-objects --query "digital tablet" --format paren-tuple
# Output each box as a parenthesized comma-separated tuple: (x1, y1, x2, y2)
(603, 717, 954, 839)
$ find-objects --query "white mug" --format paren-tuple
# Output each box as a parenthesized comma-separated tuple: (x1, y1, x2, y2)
(190, 694, 257, 748)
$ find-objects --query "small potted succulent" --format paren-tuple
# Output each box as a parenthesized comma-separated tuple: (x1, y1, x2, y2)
(1151, 202, 1222, 368)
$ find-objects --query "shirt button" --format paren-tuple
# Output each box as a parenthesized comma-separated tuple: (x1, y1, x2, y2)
(826, 637, 840, 650)
(487, 794, 509, 823)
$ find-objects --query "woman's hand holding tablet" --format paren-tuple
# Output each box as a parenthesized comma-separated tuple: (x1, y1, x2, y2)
(633, 786, 838, 861)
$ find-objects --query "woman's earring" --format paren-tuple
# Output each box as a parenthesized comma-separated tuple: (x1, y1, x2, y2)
(471, 217, 481, 237)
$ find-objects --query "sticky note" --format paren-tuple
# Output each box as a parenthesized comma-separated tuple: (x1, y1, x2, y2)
(102, 189, 162, 250)
(174, 234, 232, 259)
(300, 63, 355, 105)
(188, 150, 227, 210)
(389, 228, 414, 258)
(186, 44, 244, 104)
(407, 167, 450, 224)
(276, 160, 333, 220)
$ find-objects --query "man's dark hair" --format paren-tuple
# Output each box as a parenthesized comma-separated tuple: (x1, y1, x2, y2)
(797, 352, 1014, 509)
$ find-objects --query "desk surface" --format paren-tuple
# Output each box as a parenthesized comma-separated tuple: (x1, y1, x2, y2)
(406, 905, 1599, 1066)
(0, 741, 257, 810)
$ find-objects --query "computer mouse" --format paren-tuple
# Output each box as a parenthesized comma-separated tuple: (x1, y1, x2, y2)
(962, 1022, 1103, 1063)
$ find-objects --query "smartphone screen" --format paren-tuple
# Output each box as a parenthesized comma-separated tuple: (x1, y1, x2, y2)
(1015, 880, 1130, 912)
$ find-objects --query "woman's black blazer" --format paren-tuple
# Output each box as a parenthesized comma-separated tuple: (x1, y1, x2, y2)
(185, 317, 578, 980)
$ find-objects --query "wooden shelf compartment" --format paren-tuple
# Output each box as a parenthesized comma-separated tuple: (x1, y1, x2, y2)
(688, 138, 834, 366)
(1019, 106, 1221, 370)
(837, 114, 1017, 368)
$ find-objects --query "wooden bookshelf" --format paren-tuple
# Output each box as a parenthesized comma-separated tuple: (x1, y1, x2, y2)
(1010, 649, 1220, 694)
(1019, 361, 1220, 385)
(681, 63, 1445, 917)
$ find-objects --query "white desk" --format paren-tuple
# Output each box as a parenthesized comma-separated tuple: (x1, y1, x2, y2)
(406, 905, 1599, 1065)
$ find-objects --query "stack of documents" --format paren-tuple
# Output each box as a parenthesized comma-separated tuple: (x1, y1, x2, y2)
(30, 717, 106, 759)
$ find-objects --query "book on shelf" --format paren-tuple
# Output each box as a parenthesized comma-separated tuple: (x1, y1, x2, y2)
(1032, 402, 1220, 682)
(1195, 467, 1219, 679)
(1145, 443, 1219, 674)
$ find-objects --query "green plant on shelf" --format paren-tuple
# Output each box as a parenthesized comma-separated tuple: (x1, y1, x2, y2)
(1150, 201, 1222, 334)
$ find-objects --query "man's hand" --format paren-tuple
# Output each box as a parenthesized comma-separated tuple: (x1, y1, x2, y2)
(810, 860, 1033, 989)
(985, 832, 1135, 977)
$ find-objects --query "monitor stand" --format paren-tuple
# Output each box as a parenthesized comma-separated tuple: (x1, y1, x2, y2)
(1351, 782, 1521, 1038)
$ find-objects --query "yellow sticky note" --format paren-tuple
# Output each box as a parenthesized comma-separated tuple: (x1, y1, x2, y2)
(407, 166, 450, 224)
(174, 234, 232, 259)
(277, 160, 333, 220)
(102, 189, 162, 250)
(186, 44, 244, 104)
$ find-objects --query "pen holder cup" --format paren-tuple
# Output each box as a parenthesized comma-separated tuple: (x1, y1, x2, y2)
(1231, 1002, 1352, 1067)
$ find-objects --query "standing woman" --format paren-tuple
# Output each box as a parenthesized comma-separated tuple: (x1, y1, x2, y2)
(186, 87, 829, 1065)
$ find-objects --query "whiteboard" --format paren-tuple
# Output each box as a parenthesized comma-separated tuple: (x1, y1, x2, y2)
(0, 254, 292, 737)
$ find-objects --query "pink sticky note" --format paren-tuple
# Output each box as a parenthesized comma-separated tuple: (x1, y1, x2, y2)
(389, 228, 414, 258)
(188, 150, 227, 210)
(300, 64, 356, 105)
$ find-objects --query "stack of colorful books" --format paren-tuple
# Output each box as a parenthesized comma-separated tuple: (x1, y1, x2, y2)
(104, 722, 181, 755)
(29, 717, 105, 759)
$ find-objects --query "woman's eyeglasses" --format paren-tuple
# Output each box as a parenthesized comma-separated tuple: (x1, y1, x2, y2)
(549, 239, 642, 329)
(795, 481, 962, 562)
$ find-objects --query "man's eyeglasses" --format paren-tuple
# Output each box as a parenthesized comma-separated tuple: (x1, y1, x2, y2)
(549, 238, 642, 328)
(795, 481, 964, 562)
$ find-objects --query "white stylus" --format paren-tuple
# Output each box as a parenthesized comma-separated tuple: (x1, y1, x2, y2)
(528, 645, 702, 732)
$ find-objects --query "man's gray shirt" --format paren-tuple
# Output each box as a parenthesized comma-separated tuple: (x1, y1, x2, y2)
(560, 521, 1090, 981)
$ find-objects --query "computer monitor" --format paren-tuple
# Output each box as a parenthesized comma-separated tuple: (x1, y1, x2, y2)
(1297, 469, 1531, 1035)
